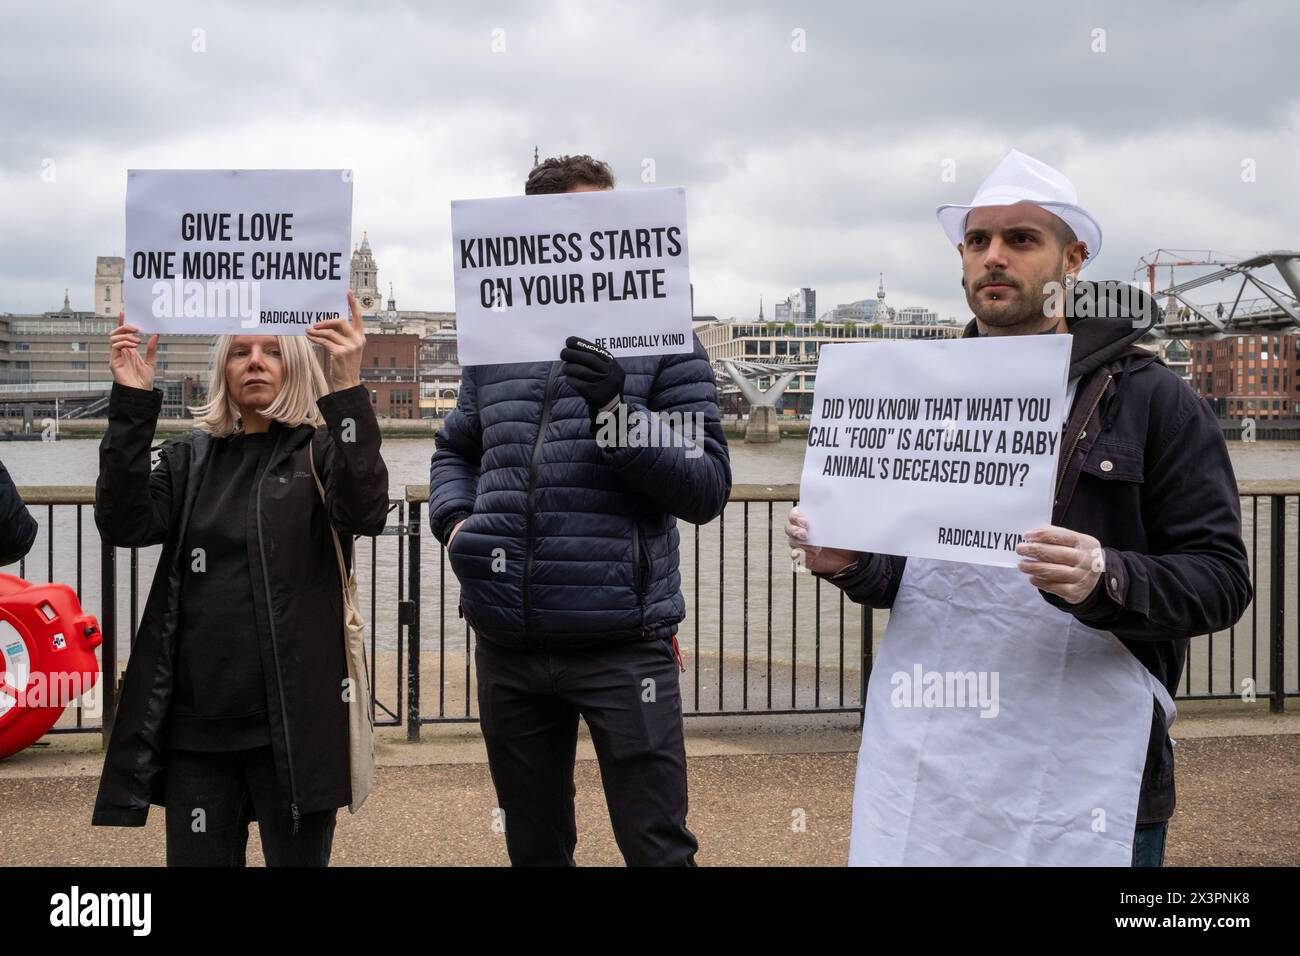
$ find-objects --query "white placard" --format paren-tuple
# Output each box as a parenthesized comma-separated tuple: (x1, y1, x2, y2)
(798, 335, 1072, 567)
(124, 169, 353, 334)
(450, 186, 693, 365)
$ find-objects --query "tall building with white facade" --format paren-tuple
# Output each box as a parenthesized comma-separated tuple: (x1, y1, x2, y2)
(94, 256, 124, 317)
(350, 232, 381, 313)
(788, 287, 816, 320)
(895, 306, 939, 325)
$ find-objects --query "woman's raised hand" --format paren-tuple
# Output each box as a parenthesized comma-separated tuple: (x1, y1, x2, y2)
(306, 291, 365, 391)
(109, 313, 159, 391)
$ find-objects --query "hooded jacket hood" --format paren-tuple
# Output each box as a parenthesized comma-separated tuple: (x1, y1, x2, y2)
(961, 280, 1159, 379)
(962, 280, 1163, 433)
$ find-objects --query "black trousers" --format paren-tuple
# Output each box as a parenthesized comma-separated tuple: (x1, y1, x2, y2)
(475, 634, 697, 866)
(162, 746, 337, 867)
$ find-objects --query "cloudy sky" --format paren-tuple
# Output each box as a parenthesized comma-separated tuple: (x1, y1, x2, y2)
(3, 0, 1298, 323)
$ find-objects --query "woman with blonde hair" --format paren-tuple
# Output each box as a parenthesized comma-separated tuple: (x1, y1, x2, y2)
(91, 292, 388, 866)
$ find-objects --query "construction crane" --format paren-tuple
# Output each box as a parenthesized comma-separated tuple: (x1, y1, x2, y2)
(1134, 249, 1246, 296)
(1134, 250, 1243, 335)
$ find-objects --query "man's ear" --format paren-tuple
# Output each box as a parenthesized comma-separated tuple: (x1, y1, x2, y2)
(1065, 241, 1087, 275)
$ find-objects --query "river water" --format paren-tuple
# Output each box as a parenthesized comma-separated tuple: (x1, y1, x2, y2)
(3, 435, 1296, 714)
(6, 433, 1294, 491)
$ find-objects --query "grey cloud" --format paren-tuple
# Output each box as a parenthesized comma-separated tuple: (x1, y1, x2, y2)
(1, 0, 1297, 321)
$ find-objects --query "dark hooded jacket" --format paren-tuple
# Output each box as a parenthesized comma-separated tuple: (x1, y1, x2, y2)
(91, 381, 389, 827)
(820, 296, 1252, 824)
(428, 335, 731, 648)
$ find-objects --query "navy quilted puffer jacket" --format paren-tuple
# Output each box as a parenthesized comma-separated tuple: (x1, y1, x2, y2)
(428, 335, 731, 648)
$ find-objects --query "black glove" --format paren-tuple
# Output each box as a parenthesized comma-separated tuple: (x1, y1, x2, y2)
(560, 336, 625, 424)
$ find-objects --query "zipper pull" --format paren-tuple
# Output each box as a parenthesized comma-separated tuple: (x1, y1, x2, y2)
(457, 603, 464, 620)
(671, 634, 686, 673)
(291, 802, 301, 837)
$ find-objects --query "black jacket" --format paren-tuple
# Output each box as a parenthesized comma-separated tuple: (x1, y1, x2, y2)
(428, 336, 731, 648)
(0, 456, 38, 566)
(91, 382, 389, 827)
(821, 310, 1252, 824)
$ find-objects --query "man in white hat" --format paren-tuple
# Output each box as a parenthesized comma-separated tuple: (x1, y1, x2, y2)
(936, 148, 1103, 334)
(788, 150, 1250, 866)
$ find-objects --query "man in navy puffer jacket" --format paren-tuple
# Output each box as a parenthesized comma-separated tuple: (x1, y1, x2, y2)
(428, 155, 731, 865)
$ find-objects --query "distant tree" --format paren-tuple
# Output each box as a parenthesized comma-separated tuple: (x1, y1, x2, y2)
(871, 322, 884, 334)
(765, 321, 777, 335)
(813, 321, 826, 333)
(843, 320, 857, 336)
(782, 321, 796, 334)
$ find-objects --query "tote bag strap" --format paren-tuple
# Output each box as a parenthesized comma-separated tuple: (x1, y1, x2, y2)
(307, 436, 354, 589)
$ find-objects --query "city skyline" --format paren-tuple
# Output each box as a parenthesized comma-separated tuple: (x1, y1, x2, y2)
(8, 237, 947, 329)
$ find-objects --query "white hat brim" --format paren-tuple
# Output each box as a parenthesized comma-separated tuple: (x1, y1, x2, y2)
(936, 199, 1103, 267)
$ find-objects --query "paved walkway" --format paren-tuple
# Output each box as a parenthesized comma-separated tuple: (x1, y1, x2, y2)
(2, 711, 1296, 866)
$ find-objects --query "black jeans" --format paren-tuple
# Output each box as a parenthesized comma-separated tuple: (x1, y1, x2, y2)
(475, 634, 697, 866)
(162, 746, 337, 867)
(1131, 820, 1168, 867)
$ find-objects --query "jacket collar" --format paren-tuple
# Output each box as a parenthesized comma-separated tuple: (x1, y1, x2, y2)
(961, 282, 1157, 380)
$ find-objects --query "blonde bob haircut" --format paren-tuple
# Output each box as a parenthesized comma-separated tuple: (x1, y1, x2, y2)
(190, 335, 330, 436)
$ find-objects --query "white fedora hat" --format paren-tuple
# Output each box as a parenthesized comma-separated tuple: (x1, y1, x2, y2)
(936, 149, 1102, 267)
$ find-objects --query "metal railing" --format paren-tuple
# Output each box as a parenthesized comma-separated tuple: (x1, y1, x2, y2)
(11, 482, 1299, 743)
(13, 487, 408, 741)
(0, 382, 114, 397)
(398, 481, 1299, 736)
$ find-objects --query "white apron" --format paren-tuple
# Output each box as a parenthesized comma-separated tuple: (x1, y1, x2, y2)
(848, 557, 1177, 866)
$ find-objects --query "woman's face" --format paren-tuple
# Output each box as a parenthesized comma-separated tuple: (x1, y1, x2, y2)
(225, 335, 285, 412)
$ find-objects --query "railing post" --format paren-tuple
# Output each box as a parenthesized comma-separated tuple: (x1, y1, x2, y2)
(407, 499, 422, 739)
(1269, 495, 1285, 713)
(99, 542, 116, 748)
(859, 604, 871, 729)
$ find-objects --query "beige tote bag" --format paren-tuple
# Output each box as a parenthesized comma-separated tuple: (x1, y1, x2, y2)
(308, 439, 376, 813)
